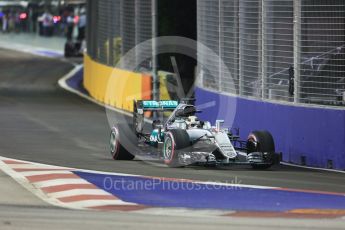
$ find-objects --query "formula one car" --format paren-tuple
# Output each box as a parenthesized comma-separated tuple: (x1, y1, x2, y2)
(110, 99, 280, 169)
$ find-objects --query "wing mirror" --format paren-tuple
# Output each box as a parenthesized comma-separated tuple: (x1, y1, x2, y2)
(215, 120, 225, 132)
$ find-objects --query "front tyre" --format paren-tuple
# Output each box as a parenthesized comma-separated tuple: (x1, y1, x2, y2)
(247, 130, 275, 169)
(110, 127, 135, 160)
(163, 129, 190, 167)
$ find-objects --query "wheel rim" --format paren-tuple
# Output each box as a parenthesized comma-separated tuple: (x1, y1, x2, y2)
(110, 129, 118, 156)
(164, 135, 173, 161)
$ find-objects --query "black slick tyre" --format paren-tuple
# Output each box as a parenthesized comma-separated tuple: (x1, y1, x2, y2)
(247, 130, 275, 169)
(163, 129, 190, 167)
(110, 126, 135, 160)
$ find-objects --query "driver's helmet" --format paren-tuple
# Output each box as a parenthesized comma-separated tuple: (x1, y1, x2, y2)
(186, 115, 200, 128)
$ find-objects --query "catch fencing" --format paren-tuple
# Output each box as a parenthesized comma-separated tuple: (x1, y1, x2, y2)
(197, 0, 345, 106)
(86, 0, 152, 70)
(86, 0, 345, 106)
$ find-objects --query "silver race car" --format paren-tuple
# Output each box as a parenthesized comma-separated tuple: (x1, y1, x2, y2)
(110, 99, 280, 169)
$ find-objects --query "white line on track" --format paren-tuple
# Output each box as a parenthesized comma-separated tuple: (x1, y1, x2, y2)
(0, 156, 279, 192)
(2, 156, 345, 218)
(281, 162, 345, 174)
(196, 181, 276, 190)
(0, 40, 80, 67)
(0, 156, 286, 193)
(0, 41, 64, 57)
(58, 65, 149, 121)
(57, 65, 153, 126)
(67, 199, 136, 208)
(2, 155, 345, 196)
(132, 207, 234, 217)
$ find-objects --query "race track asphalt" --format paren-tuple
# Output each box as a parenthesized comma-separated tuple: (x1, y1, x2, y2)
(0, 48, 344, 193)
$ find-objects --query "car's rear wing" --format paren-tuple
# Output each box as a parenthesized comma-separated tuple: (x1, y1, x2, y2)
(134, 100, 179, 112)
(133, 100, 179, 135)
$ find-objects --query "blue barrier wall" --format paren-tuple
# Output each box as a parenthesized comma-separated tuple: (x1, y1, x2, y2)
(195, 87, 345, 170)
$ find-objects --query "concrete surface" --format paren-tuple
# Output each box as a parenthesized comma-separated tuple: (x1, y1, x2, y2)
(0, 170, 47, 207)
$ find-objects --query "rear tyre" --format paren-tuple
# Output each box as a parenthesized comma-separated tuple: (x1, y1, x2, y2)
(163, 129, 190, 167)
(110, 126, 135, 160)
(247, 130, 275, 169)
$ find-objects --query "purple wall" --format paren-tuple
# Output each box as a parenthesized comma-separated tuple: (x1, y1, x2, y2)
(195, 87, 345, 170)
